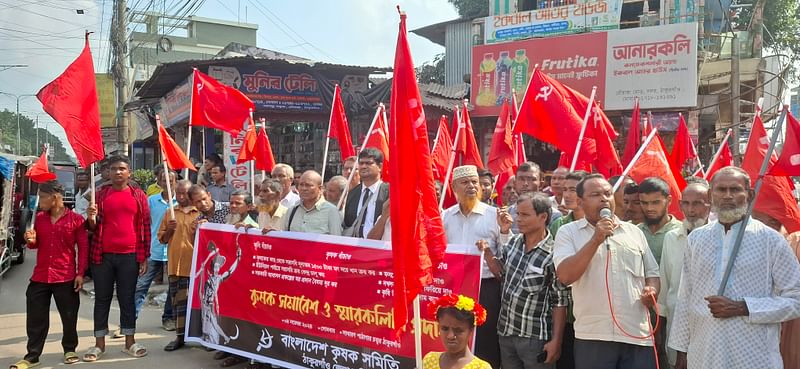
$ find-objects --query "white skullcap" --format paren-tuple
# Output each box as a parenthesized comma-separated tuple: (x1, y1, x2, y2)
(452, 165, 479, 182)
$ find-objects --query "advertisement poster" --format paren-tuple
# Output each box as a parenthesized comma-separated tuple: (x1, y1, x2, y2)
(472, 22, 698, 116)
(186, 224, 482, 369)
(484, 0, 623, 44)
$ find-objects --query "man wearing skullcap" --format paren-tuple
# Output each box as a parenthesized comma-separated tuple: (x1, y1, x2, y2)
(442, 165, 512, 369)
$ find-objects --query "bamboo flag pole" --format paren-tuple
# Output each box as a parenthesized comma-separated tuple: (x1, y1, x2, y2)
(156, 115, 176, 220)
(89, 162, 96, 222)
(569, 86, 597, 172)
(612, 127, 660, 193)
(259, 117, 267, 180)
(439, 105, 463, 210)
(337, 104, 383, 210)
(184, 68, 196, 180)
(413, 295, 423, 369)
(249, 109, 255, 200)
(717, 103, 785, 295)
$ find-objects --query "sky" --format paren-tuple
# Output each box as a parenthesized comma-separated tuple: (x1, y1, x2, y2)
(0, 0, 458, 159)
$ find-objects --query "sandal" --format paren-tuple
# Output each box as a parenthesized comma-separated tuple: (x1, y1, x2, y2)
(64, 352, 79, 364)
(213, 351, 231, 360)
(82, 346, 104, 362)
(9, 360, 40, 369)
(121, 342, 148, 358)
(220, 355, 246, 367)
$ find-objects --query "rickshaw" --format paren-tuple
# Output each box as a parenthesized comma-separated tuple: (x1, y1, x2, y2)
(0, 153, 38, 279)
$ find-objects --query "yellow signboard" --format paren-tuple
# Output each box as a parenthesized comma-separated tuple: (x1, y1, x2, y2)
(95, 73, 116, 128)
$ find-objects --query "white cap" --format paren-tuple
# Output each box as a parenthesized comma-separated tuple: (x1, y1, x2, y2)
(452, 165, 479, 182)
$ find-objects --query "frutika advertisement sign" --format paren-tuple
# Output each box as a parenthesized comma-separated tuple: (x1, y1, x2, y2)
(186, 224, 482, 369)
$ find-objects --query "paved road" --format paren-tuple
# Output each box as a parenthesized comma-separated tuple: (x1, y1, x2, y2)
(0, 250, 246, 369)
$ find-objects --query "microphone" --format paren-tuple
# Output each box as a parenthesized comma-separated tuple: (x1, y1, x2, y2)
(599, 207, 613, 220)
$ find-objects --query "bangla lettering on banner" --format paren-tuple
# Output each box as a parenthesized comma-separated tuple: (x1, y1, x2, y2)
(185, 224, 482, 369)
(484, 0, 623, 44)
(222, 126, 252, 191)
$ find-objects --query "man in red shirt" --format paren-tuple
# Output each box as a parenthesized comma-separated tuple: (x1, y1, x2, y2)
(10, 181, 88, 369)
(85, 156, 150, 361)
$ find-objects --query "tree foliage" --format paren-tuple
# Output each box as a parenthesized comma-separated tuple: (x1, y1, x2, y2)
(736, 0, 800, 59)
(448, 0, 489, 18)
(0, 110, 72, 163)
(416, 53, 446, 84)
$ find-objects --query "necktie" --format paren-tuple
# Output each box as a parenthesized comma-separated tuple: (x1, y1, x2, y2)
(356, 188, 372, 237)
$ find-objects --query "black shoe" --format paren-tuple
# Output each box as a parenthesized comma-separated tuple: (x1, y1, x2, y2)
(164, 337, 185, 352)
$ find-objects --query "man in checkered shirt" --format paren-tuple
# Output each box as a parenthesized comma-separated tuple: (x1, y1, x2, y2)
(478, 193, 571, 369)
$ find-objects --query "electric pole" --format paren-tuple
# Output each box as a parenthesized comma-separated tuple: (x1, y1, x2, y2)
(112, 0, 129, 155)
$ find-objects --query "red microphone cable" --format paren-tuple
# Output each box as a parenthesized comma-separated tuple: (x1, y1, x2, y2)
(604, 244, 661, 369)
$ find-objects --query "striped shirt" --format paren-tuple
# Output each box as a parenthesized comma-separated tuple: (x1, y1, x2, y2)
(497, 232, 571, 340)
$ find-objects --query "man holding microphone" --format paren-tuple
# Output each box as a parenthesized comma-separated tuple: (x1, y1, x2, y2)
(552, 174, 660, 368)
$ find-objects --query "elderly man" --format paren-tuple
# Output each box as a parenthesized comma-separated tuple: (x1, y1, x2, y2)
(256, 179, 288, 230)
(553, 174, 660, 369)
(324, 176, 348, 206)
(271, 163, 300, 208)
(342, 148, 389, 238)
(479, 193, 570, 368)
(669, 167, 800, 369)
(158, 180, 201, 352)
(270, 171, 342, 235)
(657, 179, 710, 368)
(442, 165, 511, 369)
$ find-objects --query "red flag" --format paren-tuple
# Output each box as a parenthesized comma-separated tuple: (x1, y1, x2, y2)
(191, 69, 254, 135)
(328, 84, 356, 162)
(389, 10, 447, 336)
(157, 117, 196, 171)
(621, 100, 641, 167)
(364, 105, 391, 181)
(36, 34, 104, 168)
(26, 149, 57, 183)
(431, 116, 453, 182)
(628, 134, 683, 218)
(236, 121, 257, 164)
(670, 114, 698, 174)
(742, 113, 800, 233)
(455, 102, 485, 168)
(642, 115, 653, 137)
(510, 92, 527, 164)
(591, 104, 622, 177)
(254, 124, 276, 172)
(487, 100, 515, 174)
(769, 111, 800, 176)
(703, 135, 732, 180)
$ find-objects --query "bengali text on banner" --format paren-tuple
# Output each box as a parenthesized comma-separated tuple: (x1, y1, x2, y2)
(185, 223, 482, 369)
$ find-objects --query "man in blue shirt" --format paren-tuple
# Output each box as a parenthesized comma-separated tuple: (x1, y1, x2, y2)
(134, 169, 178, 331)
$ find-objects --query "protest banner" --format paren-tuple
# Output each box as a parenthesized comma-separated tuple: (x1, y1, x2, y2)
(186, 224, 482, 369)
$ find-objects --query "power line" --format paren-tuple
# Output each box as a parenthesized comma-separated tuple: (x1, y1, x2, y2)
(248, 0, 340, 62)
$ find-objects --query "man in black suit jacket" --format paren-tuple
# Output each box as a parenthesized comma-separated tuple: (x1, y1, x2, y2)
(342, 148, 389, 238)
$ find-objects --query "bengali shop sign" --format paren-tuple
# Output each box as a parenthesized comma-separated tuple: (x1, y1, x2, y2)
(185, 224, 482, 369)
(472, 22, 698, 116)
(604, 22, 698, 110)
(209, 65, 325, 113)
(484, 0, 622, 44)
(222, 125, 251, 192)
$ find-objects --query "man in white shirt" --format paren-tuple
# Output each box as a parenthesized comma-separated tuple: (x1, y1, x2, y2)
(553, 174, 660, 369)
(273, 171, 342, 236)
(272, 163, 300, 209)
(669, 167, 800, 369)
(442, 165, 511, 369)
(658, 179, 710, 368)
(74, 171, 91, 219)
(342, 148, 389, 238)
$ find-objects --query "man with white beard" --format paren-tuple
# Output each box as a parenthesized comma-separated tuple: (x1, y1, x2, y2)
(669, 167, 800, 369)
(657, 179, 711, 368)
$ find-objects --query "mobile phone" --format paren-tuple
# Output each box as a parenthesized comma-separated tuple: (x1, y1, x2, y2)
(536, 351, 547, 363)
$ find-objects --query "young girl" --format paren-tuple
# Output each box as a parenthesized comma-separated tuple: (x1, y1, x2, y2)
(424, 294, 492, 369)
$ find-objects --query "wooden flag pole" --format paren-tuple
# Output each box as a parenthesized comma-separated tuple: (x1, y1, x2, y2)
(717, 103, 785, 296)
(89, 162, 96, 222)
(612, 127, 660, 193)
(184, 68, 196, 180)
(338, 104, 383, 210)
(570, 86, 597, 172)
(155, 115, 176, 219)
(439, 105, 463, 210)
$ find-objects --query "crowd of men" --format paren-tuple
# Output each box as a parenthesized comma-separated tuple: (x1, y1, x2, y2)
(10, 147, 800, 369)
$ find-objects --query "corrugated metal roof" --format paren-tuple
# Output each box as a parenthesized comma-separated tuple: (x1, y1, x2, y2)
(135, 55, 392, 99)
(411, 18, 473, 46)
(419, 83, 469, 99)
